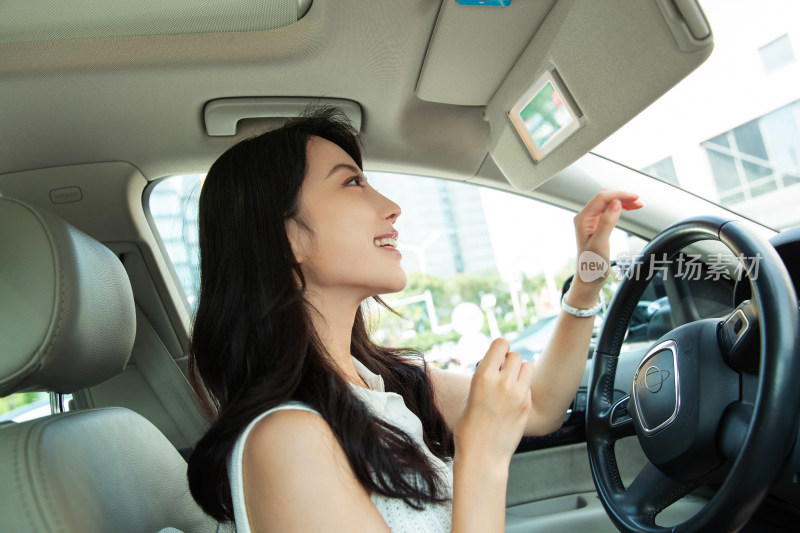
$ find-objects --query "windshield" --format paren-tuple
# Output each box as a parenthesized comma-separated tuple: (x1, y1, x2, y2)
(594, 0, 800, 231)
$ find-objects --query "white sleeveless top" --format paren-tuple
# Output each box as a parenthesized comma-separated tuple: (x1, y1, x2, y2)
(228, 356, 453, 532)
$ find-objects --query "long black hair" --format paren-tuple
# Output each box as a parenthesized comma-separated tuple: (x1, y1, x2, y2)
(187, 107, 454, 522)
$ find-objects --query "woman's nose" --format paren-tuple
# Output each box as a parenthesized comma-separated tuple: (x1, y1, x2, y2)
(380, 192, 401, 223)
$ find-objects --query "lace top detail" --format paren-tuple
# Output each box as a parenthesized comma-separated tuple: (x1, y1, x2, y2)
(228, 356, 453, 533)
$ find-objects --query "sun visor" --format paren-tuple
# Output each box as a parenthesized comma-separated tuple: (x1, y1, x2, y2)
(415, 0, 557, 106)
(484, 0, 713, 191)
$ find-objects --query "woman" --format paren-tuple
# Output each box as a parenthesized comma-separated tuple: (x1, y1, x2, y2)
(187, 107, 642, 532)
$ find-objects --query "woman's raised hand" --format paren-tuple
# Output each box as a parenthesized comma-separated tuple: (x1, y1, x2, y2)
(572, 190, 643, 290)
(453, 338, 534, 465)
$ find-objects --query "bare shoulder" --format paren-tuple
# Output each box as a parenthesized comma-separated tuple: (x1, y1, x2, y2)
(241, 408, 390, 533)
(243, 409, 350, 496)
(246, 408, 330, 452)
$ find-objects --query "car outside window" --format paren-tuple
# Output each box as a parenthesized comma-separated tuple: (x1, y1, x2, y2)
(0, 392, 49, 423)
(148, 172, 648, 371)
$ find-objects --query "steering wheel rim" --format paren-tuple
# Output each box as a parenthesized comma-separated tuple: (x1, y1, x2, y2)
(586, 216, 800, 533)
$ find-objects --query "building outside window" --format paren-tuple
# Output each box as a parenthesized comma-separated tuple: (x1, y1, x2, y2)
(701, 99, 800, 205)
(593, 0, 800, 230)
(759, 34, 795, 72)
(641, 157, 679, 186)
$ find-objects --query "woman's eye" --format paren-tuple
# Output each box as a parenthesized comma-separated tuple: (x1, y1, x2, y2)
(345, 176, 365, 187)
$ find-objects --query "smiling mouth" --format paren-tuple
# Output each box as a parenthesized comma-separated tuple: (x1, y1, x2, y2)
(373, 237, 398, 249)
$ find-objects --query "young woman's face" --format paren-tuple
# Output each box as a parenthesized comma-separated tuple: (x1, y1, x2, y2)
(287, 136, 406, 300)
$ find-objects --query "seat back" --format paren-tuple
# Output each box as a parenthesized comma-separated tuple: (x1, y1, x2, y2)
(0, 408, 219, 533)
(0, 196, 221, 532)
(72, 304, 210, 459)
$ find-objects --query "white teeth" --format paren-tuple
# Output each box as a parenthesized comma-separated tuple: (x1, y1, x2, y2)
(374, 237, 397, 248)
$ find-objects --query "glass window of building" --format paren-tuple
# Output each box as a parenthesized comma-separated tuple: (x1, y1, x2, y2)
(759, 34, 795, 72)
(701, 99, 800, 205)
(641, 157, 679, 186)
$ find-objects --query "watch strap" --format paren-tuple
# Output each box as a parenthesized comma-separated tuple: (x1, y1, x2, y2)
(561, 298, 602, 318)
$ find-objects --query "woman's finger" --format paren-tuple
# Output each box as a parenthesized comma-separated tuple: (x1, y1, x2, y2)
(574, 190, 643, 246)
(584, 189, 635, 207)
(621, 198, 645, 211)
(577, 190, 642, 221)
(476, 338, 510, 374)
(518, 361, 535, 388)
(499, 351, 522, 378)
(588, 198, 622, 246)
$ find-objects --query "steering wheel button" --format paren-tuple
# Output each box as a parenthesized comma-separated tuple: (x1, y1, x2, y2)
(632, 340, 679, 434)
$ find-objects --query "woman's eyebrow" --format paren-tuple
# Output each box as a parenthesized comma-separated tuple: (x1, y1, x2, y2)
(325, 163, 361, 179)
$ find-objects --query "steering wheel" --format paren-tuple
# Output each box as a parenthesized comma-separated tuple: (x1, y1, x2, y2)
(587, 216, 800, 532)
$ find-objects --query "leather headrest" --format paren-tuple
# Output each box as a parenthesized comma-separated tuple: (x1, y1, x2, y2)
(0, 197, 135, 395)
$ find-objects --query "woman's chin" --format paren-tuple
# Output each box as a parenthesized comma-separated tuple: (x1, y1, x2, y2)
(377, 273, 407, 295)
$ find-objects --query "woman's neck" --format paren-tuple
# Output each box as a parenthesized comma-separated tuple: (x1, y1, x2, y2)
(304, 287, 369, 388)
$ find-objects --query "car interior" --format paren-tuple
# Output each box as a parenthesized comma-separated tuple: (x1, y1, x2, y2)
(1, 0, 800, 532)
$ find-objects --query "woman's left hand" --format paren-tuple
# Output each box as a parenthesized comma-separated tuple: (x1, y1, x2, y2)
(570, 190, 643, 302)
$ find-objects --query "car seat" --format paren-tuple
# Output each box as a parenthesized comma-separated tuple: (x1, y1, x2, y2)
(0, 196, 224, 532)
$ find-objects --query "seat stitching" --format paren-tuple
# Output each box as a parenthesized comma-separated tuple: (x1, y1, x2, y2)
(13, 424, 40, 531)
(30, 420, 67, 533)
(37, 220, 68, 369)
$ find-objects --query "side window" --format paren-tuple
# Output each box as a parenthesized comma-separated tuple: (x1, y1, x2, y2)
(148, 174, 203, 307)
(0, 392, 49, 423)
(365, 172, 649, 369)
(146, 171, 662, 367)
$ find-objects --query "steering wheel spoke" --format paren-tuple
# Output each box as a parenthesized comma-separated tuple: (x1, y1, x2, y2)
(718, 401, 753, 461)
(619, 462, 698, 528)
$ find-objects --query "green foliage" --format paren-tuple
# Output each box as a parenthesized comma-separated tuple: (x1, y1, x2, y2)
(402, 273, 448, 300)
(521, 273, 548, 295)
(405, 330, 460, 353)
(372, 258, 627, 355)
(554, 259, 577, 290)
(376, 266, 575, 351)
(0, 392, 47, 416)
(380, 271, 513, 336)
(451, 273, 511, 312)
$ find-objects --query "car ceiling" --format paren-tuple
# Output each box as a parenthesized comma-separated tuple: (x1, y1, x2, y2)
(0, 0, 711, 191)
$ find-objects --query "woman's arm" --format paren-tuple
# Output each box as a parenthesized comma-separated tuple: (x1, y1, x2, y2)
(427, 190, 643, 437)
(452, 337, 535, 532)
(522, 190, 643, 435)
(242, 409, 392, 533)
(520, 280, 603, 435)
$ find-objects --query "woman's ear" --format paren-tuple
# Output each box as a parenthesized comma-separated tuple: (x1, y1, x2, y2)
(284, 218, 306, 264)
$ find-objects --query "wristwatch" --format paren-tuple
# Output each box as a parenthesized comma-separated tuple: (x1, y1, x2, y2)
(561, 297, 602, 318)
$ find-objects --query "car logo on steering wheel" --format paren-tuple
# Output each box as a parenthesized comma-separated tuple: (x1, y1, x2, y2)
(644, 365, 671, 393)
